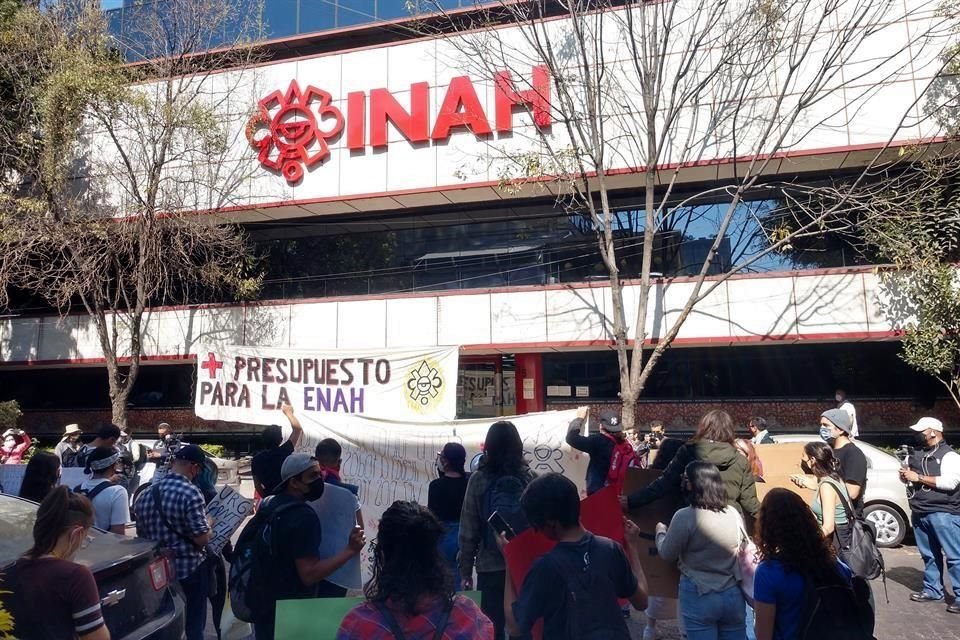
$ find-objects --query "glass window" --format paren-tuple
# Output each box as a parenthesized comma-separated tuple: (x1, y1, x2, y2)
(264, 0, 299, 38)
(376, 0, 414, 19)
(337, 0, 376, 27)
(299, 0, 336, 33)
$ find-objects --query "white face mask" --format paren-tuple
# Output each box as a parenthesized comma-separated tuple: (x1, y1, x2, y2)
(3, 438, 14, 449)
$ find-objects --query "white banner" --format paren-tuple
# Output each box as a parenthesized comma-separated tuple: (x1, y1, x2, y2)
(194, 345, 459, 422)
(0, 466, 89, 498)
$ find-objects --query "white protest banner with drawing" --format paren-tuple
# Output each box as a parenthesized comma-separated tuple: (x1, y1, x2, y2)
(195, 396, 586, 582)
(194, 345, 459, 424)
(206, 485, 255, 555)
(0, 465, 89, 498)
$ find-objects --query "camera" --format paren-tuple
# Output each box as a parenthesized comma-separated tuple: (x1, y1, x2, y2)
(895, 444, 914, 468)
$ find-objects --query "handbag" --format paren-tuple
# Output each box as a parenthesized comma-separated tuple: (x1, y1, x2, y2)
(736, 515, 760, 605)
(824, 481, 884, 581)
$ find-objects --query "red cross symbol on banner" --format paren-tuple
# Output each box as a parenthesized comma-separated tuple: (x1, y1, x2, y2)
(200, 352, 223, 379)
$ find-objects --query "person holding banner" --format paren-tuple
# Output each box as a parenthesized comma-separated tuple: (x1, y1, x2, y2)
(429, 442, 470, 590)
(252, 404, 304, 499)
(459, 421, 535, 640)
(337, 501, 493, 639)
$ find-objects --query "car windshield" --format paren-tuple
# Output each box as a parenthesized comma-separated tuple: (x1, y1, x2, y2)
(0, 494, 37, 564)
(0, 494, 154, 570)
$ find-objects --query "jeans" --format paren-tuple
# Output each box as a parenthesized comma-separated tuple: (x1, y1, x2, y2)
(745, 603, 756, 640)
(912, 511, 960, 600)
(180, 562, 210, 640)
(679, 576, 747, 640)
(440, 522, 462, 590)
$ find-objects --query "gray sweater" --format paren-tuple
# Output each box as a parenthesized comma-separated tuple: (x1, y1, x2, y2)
(656, 505, 743, 595)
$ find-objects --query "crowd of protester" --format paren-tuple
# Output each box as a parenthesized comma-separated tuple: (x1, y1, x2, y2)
(0, 394, 958, 640)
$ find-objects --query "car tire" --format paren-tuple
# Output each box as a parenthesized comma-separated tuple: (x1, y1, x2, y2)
(863, 503, 907, 548)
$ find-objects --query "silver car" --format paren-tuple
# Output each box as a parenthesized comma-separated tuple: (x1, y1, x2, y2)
(766, 435, 912, 547)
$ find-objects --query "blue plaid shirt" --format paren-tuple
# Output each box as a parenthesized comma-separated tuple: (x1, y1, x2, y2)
(134, 472, 209, 579)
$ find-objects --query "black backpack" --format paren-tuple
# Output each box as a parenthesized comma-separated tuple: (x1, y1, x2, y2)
(229, 498, 310, 623)
(824, 481, 884, 580)
(73, 481, 112, 502)
(482, 473, 529, 549)
(799, 572, 875, 640)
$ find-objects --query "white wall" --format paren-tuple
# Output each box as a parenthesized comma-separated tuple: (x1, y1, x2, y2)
(0, 269, 900, 363)
(77, 0, 949, 220)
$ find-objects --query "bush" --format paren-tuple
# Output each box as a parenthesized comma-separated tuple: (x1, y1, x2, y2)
(200, 444, 226, 458)
(0, 400, 21, 432)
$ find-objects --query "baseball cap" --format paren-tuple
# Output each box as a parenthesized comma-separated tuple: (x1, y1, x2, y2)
(600, 409, 623, 433)
(909, 417, 943, 433)
(441, 442, 467, 465)
(820, 408, 853, 434)
(173, 444, 206, 465)
(274, 453, 317, 492)
(63, 424, 81, 436)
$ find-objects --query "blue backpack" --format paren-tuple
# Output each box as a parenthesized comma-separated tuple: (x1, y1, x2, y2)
(483, 473, 529, 548)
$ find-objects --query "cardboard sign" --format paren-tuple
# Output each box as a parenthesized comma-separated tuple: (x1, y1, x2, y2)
(194, 345, 460, 422)
(755, 442, 814, 501)
(206, 484, 255, 555)
(0, 465, 89, 499)
(310, 482, 362, 590)
(622, 468, 682, 599)
(274, 591, 482, 640)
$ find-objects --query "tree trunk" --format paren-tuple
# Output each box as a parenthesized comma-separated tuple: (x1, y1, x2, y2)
(111, 393, 129, 429)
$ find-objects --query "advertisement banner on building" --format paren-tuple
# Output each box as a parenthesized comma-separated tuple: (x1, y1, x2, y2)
(193, 345, 459, 423)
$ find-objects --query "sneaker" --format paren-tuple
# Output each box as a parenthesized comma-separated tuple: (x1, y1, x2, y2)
(947, 602, 960, 614)
(910, 591, 944, 603)
(642, 625, 657, 640)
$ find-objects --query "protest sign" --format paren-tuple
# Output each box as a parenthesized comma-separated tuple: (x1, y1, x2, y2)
(755, 442, 812, 500)
(622, 468, 682, 599)
(274, 592, 482, 640)
(0, 465, 88, 498)
(206, 484, 255, 555)
(310, 482, 362, 590)
(194, 345, 459, 423)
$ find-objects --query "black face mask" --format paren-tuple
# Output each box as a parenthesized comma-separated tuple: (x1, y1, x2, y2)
(800, 460, 813, 475)
(304, 477, 325, 502)
(914, 432, 935, 450)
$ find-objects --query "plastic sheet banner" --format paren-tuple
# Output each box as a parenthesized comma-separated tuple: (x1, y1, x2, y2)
(194, 345, 460, 422)
(224, 408, 585, 583)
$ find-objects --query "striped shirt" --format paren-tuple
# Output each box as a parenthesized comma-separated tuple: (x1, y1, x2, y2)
(3, 556, 105, 639)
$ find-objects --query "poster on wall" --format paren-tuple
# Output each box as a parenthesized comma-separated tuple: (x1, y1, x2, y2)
(194, 345, 459, 423)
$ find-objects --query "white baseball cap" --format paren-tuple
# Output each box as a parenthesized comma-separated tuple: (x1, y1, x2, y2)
(909, 417, 943, 433)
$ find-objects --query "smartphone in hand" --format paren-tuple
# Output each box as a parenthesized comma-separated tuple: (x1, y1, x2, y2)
(487, 511, 517, 540)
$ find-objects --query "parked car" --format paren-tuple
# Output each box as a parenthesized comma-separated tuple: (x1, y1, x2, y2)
(0, 493, 185, 639)
(768, 435, 912, 547)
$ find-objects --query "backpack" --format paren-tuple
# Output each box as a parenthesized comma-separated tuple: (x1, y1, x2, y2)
(60, 447, 80, 468)
(799, 572, 875, 640)
(482, 473, 529, 549)
(73, 481, 112, 503)
(229, 498, 309, 623)
(824, 482, 884, 580)
(602, 434, 639, 490)
(543, 536, 617, 640)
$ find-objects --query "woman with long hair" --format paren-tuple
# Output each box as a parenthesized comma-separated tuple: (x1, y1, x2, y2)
(337, 501, 493, 639)
(753, 489, 862, 640)
(0, 487, 109, 639)
(734, 439, 765, 482)
(458, 421, 535, 640)
(622, 410, 760, 521)
(18, 451, 61, 503)
(656, 461, 748, 640)
(429, 442, 470, 590)
(790, 441, 850, 541)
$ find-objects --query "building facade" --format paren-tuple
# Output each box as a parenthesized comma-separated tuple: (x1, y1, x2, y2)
(2, 0, 956, 439)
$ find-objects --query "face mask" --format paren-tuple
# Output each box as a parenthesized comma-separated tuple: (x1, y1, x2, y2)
(914, 432, 935, 449)
(835, 394, 843, 403)
(305, 477, 325, 502)
(3, 438, 13, 449)
(800, 459, 813, 475)
(819, 427, 836, 444)
(66, 527, 86, 560)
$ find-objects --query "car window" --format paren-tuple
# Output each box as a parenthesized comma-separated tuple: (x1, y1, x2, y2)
(0, 494, 38, 565)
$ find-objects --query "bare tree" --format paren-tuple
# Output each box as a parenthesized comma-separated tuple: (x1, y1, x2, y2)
(418, 0, 952, 426)
(0, 0, 265, 426)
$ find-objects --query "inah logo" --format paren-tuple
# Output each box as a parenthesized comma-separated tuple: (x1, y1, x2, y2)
(245, 80, 343, 184)
(406, 360, 443, 408)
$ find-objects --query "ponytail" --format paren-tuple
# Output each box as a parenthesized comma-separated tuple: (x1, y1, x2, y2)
(26, 487, 93, 558)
